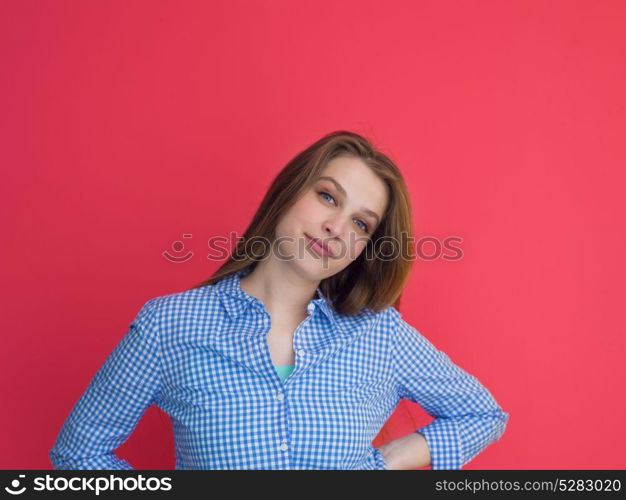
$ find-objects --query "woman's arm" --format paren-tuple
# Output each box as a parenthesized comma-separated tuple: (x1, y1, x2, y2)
(384, 308, 509, 470)
(49, 299, 162, 470)
(379, 431, 432, 469)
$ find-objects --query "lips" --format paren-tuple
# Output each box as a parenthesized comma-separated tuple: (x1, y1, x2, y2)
(305, 233, 334, 257)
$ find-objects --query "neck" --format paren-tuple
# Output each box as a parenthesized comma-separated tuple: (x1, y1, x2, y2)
(239, 258, 319, 318)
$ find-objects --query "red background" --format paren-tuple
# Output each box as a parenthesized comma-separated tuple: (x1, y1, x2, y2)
(1, 0, 625, 469)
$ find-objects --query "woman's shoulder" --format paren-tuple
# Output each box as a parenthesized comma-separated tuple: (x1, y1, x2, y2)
(346, 304, 414, 341)
(357, 304, 402, 322)
(134, 283, 223, 327)
(331, 304, 400, 337)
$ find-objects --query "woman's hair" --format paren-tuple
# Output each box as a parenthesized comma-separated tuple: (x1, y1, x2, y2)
(190, 130, 415, 315)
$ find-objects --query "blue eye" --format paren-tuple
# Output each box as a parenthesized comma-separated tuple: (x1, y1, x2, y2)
(354, 219, 369, 233)
(319, 191, 336, 204)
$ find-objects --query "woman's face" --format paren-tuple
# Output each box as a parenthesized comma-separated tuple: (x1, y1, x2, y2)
(273, 155, 389, 280)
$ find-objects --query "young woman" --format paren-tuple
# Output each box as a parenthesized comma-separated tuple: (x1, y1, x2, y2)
(49, 130, 509, 470)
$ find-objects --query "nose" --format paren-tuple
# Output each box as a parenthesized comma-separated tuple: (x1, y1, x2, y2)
(323, 215, 347, 239)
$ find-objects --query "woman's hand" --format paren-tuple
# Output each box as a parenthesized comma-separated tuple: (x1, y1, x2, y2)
(379, 432, 432, 470)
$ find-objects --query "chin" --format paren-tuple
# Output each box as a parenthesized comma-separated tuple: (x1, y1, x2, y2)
(292, 258, 332, 281)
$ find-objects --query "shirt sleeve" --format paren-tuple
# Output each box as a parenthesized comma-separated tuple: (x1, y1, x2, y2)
(49, 299, 163, 470)
(388, 308, 509, 470)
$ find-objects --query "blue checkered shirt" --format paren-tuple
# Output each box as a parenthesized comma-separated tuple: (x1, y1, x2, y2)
(49, 267, 509, 470)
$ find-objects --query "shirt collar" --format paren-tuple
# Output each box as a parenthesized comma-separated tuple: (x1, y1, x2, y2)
(212, 266, 343, 332)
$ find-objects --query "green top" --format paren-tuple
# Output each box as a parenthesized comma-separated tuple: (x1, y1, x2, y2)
(274, 364, 295, 383)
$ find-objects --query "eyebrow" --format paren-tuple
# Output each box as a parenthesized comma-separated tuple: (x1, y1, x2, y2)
(317, 176, 381, 225)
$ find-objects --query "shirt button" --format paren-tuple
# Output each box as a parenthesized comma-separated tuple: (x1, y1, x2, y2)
(307, 303, 315, 314)
(279, 443, 288, 451)
(297, 349, 305, 357)
(276, 393, 284, 401)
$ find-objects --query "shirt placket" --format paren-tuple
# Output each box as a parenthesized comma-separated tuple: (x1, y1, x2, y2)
(252, 300, 318, 469)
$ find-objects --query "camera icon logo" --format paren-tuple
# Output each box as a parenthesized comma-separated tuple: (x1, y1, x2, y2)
(5, 474, 27, 495)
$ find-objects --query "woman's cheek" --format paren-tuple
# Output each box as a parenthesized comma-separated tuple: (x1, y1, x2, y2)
(350, 241, 366, 261)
